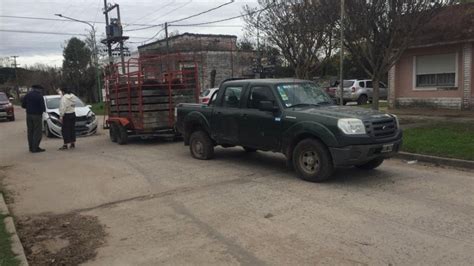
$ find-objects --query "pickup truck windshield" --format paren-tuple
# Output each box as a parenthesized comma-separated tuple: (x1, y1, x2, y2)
(277, 83, 333, 108)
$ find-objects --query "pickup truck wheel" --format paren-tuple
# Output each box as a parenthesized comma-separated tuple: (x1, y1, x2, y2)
(116, 124, 128, 145)
(355, 158, 384, 170)
(109, 123, 118, 143)
(357, 95, 368, 105)
(243, 147, 257, 152)
(190, 131, 214, 160)
(293, 139, 334, 182)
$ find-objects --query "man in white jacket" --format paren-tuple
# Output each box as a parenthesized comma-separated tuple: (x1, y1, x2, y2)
(59, 88, 76, 150)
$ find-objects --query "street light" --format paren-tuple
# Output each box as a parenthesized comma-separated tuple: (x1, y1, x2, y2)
(54, 13, 103, 102)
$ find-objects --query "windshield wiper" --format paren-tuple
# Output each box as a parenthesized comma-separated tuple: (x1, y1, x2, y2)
(287, 103, 319, 108)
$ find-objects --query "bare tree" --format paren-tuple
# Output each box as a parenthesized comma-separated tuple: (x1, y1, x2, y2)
(343, 0, 454, 110)
(243, 0, 339, 79)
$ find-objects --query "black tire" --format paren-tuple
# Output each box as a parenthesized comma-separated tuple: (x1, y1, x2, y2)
(109, 123, 118, 143)
(243, 147, 257, 152)
(357, 95, 368, 105)
(189, 130, 214, 160)
(116, 124, 128, 145)
(355, 158, 384, 170)
(292, 138, 334, 182)
(44, 122, 54, 138)
(342, 101, 348, 105)
(8, 116, 15, 121)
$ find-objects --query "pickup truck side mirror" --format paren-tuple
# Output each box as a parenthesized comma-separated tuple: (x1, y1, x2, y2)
(259, 100, 278, 112)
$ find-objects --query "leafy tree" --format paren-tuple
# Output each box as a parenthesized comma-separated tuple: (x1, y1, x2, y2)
(62, 37, 96, 102)
(343, 0, 454, 110)
(243, 0, 339, 79)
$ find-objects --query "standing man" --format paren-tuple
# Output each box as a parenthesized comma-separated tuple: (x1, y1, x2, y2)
(21, 85, 46, 153)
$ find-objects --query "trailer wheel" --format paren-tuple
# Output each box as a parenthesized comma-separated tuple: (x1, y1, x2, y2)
(189, 130, 214, 160)
(109, 123, 118, 143)
(116, 124, 128, 145)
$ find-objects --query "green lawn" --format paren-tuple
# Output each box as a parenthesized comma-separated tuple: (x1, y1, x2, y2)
(0, 212, 20, 266)
(90, 102, 105, 116)
(402, 123, 474, 161)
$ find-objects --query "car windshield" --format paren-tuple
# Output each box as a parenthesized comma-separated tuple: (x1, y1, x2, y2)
(276, 83, 333, 108)
(46, 96, 85, 109)
(201, 89, 211, 97)
(0, 93, 8, 101)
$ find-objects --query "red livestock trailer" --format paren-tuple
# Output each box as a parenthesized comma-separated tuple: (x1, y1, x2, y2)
(105, 53, 200, 144)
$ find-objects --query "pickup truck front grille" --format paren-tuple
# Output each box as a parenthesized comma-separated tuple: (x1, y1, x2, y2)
(365, 117, 397, 138)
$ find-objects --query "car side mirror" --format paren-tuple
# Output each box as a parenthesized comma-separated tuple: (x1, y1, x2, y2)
(259, 100, 278, 112)
(9, 97, 14, 101)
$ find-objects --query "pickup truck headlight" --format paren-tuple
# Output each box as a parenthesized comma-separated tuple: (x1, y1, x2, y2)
(337, 118, 366, 135)
(392, 114, 400, 129)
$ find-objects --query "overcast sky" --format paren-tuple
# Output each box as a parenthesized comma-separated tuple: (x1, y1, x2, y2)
(0, 0, 258, 68)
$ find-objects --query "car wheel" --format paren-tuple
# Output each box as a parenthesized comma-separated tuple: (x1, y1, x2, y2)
(355, 158, 384, 170)
(116, 124, 128, 145)
(8, 116, 15, 121)
(243, 147, 257, 152)
(292, 138, 334, 182)
(109, 123, 118, 143)
(44, 122, 54, 138)
(189, 130, 214, 160)
(342, 101, 348, 105)
(357, 95, 368, 105)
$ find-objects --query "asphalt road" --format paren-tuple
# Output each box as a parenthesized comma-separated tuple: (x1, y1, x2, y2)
(1, 107, 474, 265)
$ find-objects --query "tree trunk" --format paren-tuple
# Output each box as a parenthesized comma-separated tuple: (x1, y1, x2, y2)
(372, 77, 380, 110)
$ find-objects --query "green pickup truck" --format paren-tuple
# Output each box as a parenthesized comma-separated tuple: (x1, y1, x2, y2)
(176, 79, 402, 182)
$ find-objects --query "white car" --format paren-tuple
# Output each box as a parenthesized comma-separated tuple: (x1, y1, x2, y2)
(333, 79, 388, 105)
(42, 95, 98, 138)
(199, 88, 219, 104)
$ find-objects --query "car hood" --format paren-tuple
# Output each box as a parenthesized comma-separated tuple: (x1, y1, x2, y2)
(47, 107, 92, 116)
(286, 105, 392, 121)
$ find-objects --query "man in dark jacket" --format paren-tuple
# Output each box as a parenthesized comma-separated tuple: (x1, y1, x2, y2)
(22, 85, 46, 153)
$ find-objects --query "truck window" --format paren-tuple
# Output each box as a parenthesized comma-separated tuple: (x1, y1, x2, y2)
(247, 86, 275, 109)
(223, 86, 243, 108)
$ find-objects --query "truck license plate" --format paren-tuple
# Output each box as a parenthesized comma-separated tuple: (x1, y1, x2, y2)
(381, 144, 394, 153)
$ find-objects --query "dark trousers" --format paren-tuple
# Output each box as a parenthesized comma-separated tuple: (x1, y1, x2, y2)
(62, 113, 76, 144)
(26, 114, 43, 151)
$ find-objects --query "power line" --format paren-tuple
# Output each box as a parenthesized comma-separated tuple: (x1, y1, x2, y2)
(126, 0, 234, 32)
(125, 0, 176, 27)
(167, 0, 234, 24)
(0, 15, 158, 27)
(0, 29, 87, 36)
(171, 2, 280, 27)
(0, 29, 150, 39)
(124, 0, 193, 32)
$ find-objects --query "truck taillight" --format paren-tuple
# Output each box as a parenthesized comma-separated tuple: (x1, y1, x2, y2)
(351, 87, 356, 92)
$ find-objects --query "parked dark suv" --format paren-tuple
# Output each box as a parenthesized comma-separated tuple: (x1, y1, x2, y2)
(0, 92, 15, 121)
(176, 79, 402, 182)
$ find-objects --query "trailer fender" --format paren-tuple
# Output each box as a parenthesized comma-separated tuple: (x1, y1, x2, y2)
(107, 117, 131, 128)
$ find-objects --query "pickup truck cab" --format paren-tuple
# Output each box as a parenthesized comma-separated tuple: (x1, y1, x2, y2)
(176, 79, 402, 182)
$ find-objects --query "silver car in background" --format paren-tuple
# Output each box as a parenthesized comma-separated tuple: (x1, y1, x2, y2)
(42, 95, 98, 138)
(333, 79, 388, 105)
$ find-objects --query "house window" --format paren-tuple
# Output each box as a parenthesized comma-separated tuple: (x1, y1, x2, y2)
(415, 53, 457, 88)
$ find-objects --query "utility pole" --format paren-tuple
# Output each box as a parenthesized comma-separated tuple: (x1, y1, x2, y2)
(165, 22, 169, 55)
(102, 0, 128, 74)
(339, 0, 345, 106)
(11, 56, 20, 100)
(255, 9, 264, 79)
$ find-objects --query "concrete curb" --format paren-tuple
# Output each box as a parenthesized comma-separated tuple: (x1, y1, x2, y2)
(395, 152, 474, 170)
(0, 194, 29, 266)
